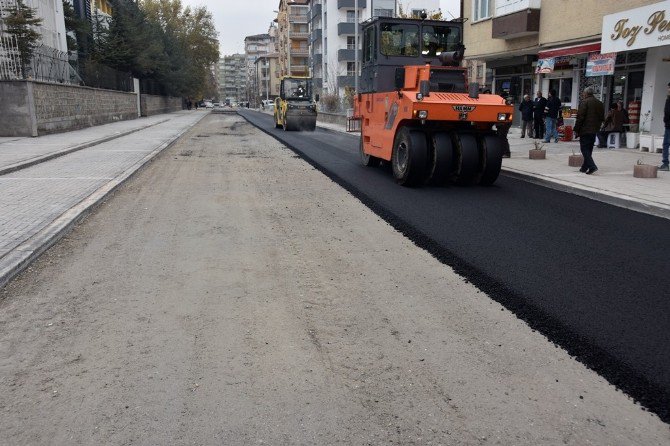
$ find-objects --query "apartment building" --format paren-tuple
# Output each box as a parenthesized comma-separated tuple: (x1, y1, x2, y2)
(218, 54, 247, 104)
(309, 0, 439, 96)
(245, 33, 273, 106)
(277, 0, 310, 78)
(255, 53, 280, 102)
(0, 0, 67, 52)
(463, 0, 670, 133)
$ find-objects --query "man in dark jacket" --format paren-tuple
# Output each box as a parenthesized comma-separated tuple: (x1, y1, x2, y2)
(519, 94, 534, 138)
(533, 91, 547, 139)
(544, 89, 562, 143)
(660, 82, 670, 171)
(574, 87, 605, 174)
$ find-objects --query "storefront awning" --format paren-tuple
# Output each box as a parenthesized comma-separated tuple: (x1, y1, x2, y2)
(538, 42, 601, 59)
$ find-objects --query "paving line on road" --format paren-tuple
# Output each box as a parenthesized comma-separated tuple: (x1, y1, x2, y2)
(0, 118, 170, 177)
(0, 113, 208, 290)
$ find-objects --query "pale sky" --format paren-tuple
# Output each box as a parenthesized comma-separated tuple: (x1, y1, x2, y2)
(180, 0, 461, 56)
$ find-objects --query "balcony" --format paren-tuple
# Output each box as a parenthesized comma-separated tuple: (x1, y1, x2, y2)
(291, 65, 309, 74)
(338, 0, 366, 9)
(310, 28, 322, 43)
(289, 14, 308, 23)
(290, 30, 310, 40)
(310, 3, 322, 19)
(338, 22, 357, 35)
(492, 7, 540, 39)
(495, 0, 541, 17)
(291, 47, 309, 56)
(338, 48, 361, 61)
(337, 75, 355, 87)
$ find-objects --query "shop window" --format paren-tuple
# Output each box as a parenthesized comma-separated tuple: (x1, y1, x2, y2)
(549, 78, 573, 105)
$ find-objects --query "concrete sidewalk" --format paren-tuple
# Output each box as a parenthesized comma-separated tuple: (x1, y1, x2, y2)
(0, 110, 207, 288)
(0, 110, 208, 175)
(305, 112, 670, 220)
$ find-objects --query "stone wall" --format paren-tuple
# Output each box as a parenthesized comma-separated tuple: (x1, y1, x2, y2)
(317, 111, 347, 127)
(0, 80, 138, 137)
(32, 82, 138, 135)
(140, 95, 183, 117)
(0, 82, 35, 137)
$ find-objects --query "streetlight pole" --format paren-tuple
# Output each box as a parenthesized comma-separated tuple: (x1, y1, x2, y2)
(266, 59, 269, 101)
(354, 0, 358, 94)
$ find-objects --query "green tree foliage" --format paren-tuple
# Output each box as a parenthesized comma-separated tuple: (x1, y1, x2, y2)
(87, 0, 219, 97)
(62, 0, 91, 55)
(98, 0, 167, 78)
(3, 0, 43, 77)
(140, 0, 219, 98)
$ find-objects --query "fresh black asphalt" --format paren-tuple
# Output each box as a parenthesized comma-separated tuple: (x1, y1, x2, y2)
(239, 110, 670, 423)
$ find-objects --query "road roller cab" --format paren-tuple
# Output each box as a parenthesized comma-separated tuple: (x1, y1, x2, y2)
(354, 16, 514, 186)
(274, 76, 319, 131)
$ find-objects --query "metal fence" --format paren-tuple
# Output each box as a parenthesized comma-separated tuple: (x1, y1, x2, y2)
(1, 32, 133, 92)
(0, 33, 21, 80)
(75, 58, 134, 92)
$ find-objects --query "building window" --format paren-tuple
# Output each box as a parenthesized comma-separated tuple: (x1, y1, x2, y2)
(374, 8, 393, 17)
(473, 0, 491, 21)
(347, 36, 356, 50)
(347, 10, 356, 23)
(347, 62, 356, 76)
(476, 64, 483, 79)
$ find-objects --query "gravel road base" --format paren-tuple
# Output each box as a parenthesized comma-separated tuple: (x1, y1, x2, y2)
(0, 114, 667, 445)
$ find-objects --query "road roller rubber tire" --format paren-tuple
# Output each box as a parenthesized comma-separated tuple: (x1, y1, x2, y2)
(477, 134, 503, 186)
(360, 132, 381, 167)
(452, 132, 479, 185)
(392, 127, 428, 187)
(426, 132, 454, 186)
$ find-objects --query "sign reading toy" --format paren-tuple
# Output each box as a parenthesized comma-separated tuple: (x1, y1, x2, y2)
(602, 1, 670, 52)
(585, 52, 617, 77)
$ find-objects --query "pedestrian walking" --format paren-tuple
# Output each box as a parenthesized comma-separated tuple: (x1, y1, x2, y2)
(660, 82, 670, 171)
(533, 91, 547, 139)
(544, 89, 562, 143)
(519, 94, 534, 138)
(574, 87, 605, 175)
(597, 103, 625, 148)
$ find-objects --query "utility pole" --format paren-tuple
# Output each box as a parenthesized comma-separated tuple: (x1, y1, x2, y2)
(266, 59, 269, 101)
(354, 0, 358, 94)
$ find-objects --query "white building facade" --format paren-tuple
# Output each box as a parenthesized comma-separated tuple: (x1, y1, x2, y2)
(309, 0, 439, 97)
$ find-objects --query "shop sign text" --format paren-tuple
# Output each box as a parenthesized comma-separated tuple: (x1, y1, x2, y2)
(602, 1, 670, 52)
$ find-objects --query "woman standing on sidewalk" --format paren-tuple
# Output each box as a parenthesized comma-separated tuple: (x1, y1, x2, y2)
(574, 87, 604, 175)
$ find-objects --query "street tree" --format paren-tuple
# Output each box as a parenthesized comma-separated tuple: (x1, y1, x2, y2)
(2, 0, 42, 77)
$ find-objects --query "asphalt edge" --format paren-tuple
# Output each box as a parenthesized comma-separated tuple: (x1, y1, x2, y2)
(0, 113, 207, 290)
(502, 167, 670, 220)
(0, 118, 171, 176)
(309, 116, 670, 221)
(238, 109, 670, 425)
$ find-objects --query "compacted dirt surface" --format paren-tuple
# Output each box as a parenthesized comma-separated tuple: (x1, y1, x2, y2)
(0, 114, 668, 445)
